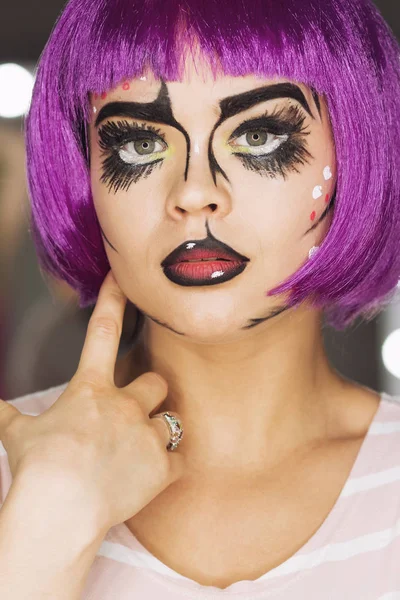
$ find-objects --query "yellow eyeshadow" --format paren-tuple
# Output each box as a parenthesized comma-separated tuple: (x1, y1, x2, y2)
(230, 146, 252, 154)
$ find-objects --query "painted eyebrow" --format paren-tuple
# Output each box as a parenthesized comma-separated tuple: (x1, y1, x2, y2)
(94, 82, 316, 129)
(95, 99, 175, 129)
(218, 82, 315, 122)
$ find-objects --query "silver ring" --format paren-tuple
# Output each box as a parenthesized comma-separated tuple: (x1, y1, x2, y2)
(151, 412, 184, 451)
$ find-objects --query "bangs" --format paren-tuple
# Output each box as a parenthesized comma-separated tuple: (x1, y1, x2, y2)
(60, 0, 385, 123)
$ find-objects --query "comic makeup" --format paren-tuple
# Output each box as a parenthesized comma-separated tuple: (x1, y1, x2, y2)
(94, 82, 315, 194)
(89, 63, 337, 340)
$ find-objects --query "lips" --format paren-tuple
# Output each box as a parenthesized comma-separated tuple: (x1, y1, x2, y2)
(161, 238, 250, 286)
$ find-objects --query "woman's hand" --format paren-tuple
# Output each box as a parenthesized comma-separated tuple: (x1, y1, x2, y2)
(0, 270, 185, 531)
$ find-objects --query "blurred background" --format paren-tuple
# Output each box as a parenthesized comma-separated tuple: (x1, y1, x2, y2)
(0, 1, 399, 401)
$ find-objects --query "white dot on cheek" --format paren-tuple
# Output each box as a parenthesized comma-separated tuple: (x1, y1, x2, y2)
(93, 106, 97, 114)
(313, 185, 323, 199)
(308, 246, 320, 259)
(323, 165, 332, 180)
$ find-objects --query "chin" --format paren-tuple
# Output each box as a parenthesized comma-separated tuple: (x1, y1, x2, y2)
(172, 315, 245, 343)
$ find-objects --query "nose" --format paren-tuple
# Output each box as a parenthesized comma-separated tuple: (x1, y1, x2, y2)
(165, 139, 232, 221)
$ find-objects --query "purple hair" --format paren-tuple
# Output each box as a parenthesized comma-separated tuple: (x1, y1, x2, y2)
(25, 0, 400, 329)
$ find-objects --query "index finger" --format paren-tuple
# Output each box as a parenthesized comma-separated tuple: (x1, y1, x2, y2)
(76, 270, 127, 386)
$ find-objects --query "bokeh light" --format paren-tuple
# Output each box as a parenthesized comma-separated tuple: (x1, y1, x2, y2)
(381, 329, 400, 379)
(0, 63, 34, 118)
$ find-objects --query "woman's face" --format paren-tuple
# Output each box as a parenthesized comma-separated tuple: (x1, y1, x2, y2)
(88, 54, 336, 342)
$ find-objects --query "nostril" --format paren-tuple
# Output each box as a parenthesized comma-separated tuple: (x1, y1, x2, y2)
(209, 204, 217, 211)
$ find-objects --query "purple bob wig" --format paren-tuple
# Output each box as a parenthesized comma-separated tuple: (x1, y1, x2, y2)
(25, 0, 400, 329)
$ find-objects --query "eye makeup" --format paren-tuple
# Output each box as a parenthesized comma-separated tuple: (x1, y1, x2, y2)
(94, 80, 320, 186)
(97, 102, 313, 193)
(227, 104, 312, 179)
(97, 119, 168, 193)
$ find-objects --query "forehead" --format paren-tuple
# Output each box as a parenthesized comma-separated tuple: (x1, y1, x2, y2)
(91, 50, 313, 108)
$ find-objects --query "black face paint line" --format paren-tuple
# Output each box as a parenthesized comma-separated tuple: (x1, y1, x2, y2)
(142, 310, 185, 335)
(126, 302, 186, 338)
(208, 139, 230, 186)
(99, 223, 118, 252)
(95, 80, 192, 181)
(310, 88, 322, 118)
(242, 305, 289, 329)
(304, 184, 336, 235)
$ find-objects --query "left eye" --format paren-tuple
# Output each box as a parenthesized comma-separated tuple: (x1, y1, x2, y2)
(118, 138, 166, 164)
(232, 130, 289, 156)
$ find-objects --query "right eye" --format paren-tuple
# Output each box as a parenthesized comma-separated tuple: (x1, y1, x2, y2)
(119, 138, 167, 165)
(97, 119, 169, 166)
(97, 120, 169, 193)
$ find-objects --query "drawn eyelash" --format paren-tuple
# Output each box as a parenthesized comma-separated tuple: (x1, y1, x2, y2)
(97, 120, 167, 193)
(228, 104, 313, 179)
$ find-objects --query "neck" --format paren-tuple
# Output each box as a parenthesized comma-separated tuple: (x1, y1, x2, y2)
(116, 306, 347, 478)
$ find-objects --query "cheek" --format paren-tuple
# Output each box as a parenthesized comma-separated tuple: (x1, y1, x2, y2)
(229, 163, 333, 233)
(89, 166, 166, 270)
(225, 176, 302, 262)
(224, 124, 336, 221)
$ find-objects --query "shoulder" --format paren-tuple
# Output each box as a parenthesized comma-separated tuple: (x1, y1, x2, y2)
(352, 390, 400, 480)
(335, 383, 400, 440)
(374, 391, 400, 435)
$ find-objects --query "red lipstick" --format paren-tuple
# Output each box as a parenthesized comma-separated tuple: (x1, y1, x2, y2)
(161, 238, 250, 287)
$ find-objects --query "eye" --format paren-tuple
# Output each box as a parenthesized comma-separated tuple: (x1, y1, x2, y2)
(97, 120, 169, 193)
(231, 129, 289, 156)
(225, 106, 313, 179)
(119, 138, 166, 165)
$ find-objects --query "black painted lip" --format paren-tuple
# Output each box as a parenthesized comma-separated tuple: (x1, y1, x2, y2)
(162, 259, 248, 286)
(161, 237, 250, 268)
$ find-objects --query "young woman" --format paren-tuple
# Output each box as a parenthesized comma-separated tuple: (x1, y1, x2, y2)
(0, 0, 399, 597)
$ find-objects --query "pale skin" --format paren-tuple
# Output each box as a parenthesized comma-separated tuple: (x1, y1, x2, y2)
(88, 51, 381, 587)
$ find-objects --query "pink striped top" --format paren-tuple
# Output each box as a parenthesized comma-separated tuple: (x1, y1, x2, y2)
(1, 383, 400, 599)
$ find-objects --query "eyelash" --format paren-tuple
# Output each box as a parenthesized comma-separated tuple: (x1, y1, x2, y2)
(228, 104, 312, 179)
(97, 105, 312, 193)
(98, 121, 168, 193)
